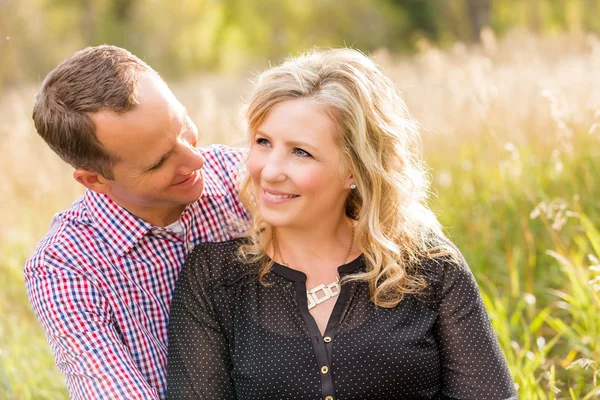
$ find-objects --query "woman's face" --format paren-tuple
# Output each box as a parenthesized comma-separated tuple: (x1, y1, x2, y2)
(247, 98, 354, 230)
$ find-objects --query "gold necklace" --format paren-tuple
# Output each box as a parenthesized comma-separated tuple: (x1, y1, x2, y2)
(277, 224, 355, 309)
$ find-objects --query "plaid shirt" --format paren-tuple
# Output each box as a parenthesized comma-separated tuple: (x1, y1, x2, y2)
(25, 145, 249, 399)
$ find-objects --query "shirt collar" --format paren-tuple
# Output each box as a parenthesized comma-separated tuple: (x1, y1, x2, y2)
(201, 169, 228, 198)
(83, 171, 229, 256)
(84, 190, 153, 257)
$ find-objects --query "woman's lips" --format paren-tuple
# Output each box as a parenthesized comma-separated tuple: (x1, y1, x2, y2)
(262, 188, 299, 204)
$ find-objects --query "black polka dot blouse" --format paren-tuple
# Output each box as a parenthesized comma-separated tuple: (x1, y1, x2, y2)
(167, 239, 517, 400)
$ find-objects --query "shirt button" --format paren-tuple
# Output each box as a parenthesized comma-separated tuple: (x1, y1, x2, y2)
(323, 336, 332, 343)
(325, 396, 334, 400)
(186, 242, 194, 251)
(321, 366, 329, 374)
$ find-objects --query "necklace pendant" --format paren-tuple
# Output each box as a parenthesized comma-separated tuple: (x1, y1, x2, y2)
(307, 278, 341, 310)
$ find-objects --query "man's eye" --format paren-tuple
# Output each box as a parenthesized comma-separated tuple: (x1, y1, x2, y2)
(293, 148, 312, 157)
(149, 158, 166, 171)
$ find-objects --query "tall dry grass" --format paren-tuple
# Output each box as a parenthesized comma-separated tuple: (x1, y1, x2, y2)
(1, 29, 599, 398)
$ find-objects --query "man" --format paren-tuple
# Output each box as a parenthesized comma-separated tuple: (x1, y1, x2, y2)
(24, 45, 248, 399)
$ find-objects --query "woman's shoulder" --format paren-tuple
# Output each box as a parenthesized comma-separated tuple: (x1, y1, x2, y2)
(182, 237, 255, 290)
(418, 234, 473, 301)
(421, 233, 467, 268)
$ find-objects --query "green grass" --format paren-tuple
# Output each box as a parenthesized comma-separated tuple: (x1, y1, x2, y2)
(1, 244, 68, 399)
(427, 127, 600, 398)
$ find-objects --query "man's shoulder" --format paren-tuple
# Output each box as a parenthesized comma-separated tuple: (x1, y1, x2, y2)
(202, 144, 246, 175)
(202, 143, 247, 157)
(202, 144, 246, 169)
(25, 194, 105, 272)
(195, 145, 249, 216)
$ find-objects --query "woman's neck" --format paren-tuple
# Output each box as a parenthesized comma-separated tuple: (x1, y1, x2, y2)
(274, 217, 356, 277)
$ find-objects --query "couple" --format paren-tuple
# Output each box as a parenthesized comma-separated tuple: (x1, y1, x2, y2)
(26, 45, 517, 399)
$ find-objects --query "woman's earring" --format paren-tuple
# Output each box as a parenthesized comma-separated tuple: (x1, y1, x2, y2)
(350, 184, 357, 190)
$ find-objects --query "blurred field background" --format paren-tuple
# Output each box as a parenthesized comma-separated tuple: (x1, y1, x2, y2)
(1, 0, 600, 399)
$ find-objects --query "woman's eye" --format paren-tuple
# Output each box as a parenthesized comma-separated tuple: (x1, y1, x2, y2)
(255, 137, 270, 146)
(293, 148, 312, 157)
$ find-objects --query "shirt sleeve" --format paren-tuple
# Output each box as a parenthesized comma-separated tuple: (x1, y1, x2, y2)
(433, 255, 518, 400)
(167, 248, 236, 399)
(24, 252, 159, 400)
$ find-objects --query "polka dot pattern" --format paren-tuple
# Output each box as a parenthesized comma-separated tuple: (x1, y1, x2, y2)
(167, 239, 517, 399)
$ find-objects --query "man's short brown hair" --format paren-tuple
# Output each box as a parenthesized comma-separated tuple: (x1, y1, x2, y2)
(32, 45, 154, 179)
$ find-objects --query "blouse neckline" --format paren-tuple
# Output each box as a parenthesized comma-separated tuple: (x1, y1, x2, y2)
(270, 254, 365, 282)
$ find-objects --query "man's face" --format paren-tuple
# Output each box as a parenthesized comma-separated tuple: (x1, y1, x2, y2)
(91, 72, 205, 226)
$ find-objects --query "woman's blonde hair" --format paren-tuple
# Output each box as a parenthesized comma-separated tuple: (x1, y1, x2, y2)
(238, 48, 454, 308)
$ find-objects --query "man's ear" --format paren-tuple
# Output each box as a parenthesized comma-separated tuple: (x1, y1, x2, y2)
(73, 169, 111, 194)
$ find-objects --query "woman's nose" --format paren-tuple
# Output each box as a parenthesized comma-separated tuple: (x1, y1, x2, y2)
(260, 155, 286, 182)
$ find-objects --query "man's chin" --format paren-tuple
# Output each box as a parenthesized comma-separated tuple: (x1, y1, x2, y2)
(173, 182, 205, 205)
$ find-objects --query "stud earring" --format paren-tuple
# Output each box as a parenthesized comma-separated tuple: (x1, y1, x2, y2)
(350, 184, 357, 190)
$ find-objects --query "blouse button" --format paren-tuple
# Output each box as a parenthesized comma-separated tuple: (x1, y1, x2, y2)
(321, 366, 329, 374)
(323, 336, 332, 343)
(325, 396, 334, 400)
(186, 242, 194, 251)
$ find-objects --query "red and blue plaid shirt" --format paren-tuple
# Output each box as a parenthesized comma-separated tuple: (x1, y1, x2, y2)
(25, 145, 249, 399)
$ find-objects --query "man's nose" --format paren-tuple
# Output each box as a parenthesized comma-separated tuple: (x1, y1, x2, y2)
(180, 143, 204, 173)
(189, 145, 204, 171)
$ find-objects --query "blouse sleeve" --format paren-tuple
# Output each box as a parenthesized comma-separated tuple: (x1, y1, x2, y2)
(433, 255, 518, 400)
(167, 249, 236, 400)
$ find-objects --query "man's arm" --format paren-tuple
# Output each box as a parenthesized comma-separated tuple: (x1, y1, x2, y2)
(25, 251, 159, 400)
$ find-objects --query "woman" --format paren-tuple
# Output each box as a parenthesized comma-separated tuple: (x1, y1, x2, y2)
(167, 48, 517, 400)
